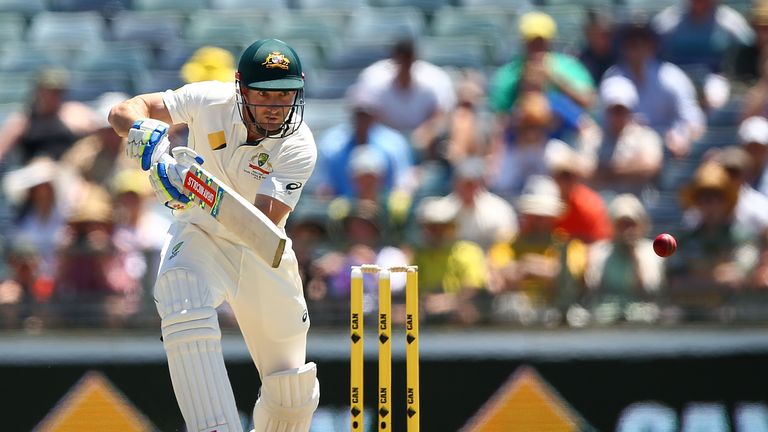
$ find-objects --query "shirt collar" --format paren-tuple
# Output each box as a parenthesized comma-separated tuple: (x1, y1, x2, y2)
(230, 102, 279, 151)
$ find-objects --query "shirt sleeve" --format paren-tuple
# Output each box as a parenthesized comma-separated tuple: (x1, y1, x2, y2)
(258, 136, 318, 210)
(663, 63, 706, 134)
(489, 61, 522, 113)
(162, 82, 209, 126)
(553, 54, 596, 96)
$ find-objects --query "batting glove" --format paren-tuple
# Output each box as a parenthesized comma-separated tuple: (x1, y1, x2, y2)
(148, 148, 205, 211)
(127, 119, 171, 171)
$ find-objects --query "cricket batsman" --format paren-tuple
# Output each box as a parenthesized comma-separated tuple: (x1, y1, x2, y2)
(108, 39, 319, 431)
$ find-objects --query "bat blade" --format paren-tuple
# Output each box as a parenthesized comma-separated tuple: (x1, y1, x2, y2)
(182, 165, 287, 268)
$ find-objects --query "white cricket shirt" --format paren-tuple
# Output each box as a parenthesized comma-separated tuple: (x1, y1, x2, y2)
(162, 80, 317, 241)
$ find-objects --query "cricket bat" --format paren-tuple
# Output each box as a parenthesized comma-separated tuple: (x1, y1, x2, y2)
(162, 151, 287, 268)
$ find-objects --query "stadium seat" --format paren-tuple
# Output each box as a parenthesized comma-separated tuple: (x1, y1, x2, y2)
(457, 0, 531, 8)
(303, 68, 360, 99)
(0, 42, 77, 72)
(210, 0, 288, 9)
(134, 69, 186, 93)
(185, 10, 270, 46)
(268, 9, 347, 50)
(0, 72, 34, 104)
(66, 70, 135, 102)
(0, 13, 25, 45)
(0, 0, 45, 16)
(154, 40, 242, 71)
(111, 10, 184, 50)
(71, 43, 151, 74)
(689, 126, 739, 159)
(537, 5, 588, 52)
(131, 0, 208, 12)
(302, 98, 350, 135)
(431, 6, 517, 64)
(417, 36, 491, 69)
(290, 0, 364, 10)
(27, 12, 107, 49)
(47, 0, 130, 14)
(323, 38, 394, 70)
(367, 0, 448, 14)
(286, 40, 324, 70)
(657, 158, 698, 192)
(346, 7, 426, 41)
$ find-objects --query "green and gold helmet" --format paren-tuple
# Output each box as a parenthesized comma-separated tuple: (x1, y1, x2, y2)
(236, 39, 305, 138)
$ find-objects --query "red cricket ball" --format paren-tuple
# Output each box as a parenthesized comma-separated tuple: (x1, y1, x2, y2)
(653, 233, 677, 257)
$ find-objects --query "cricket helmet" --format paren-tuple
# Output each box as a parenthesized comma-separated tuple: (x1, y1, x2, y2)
(236, 38, 305, 138)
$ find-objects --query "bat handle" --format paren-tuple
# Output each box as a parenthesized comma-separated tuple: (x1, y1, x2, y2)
(171, 146, 205, 169)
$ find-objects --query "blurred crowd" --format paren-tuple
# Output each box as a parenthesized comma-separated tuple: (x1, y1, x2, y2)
(3, 0, 768, 330)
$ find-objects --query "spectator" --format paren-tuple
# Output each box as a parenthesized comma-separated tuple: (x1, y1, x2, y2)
(2, 157, 76, 276)
(547, 143, 613, 244)
(490, 11, 596, 113)
(0, 239, 55, 329)
(731, 0, 768, 83)
(514, 59, 603, 158)
(0, 69, 95, 163)
(738, 116, 768, 195)
(579, 8, 618, 86)
(110, 169, 173, 292)
(604, 19, 706, 158)
(307, 201, 409, 323)
(180, 46, 236, 84)
(312, 86, 415, 199)
(488, 92, 591, 198)
(443, 71, 488, 164)
(55, 183, 141, 327)
(713, 146, 768, 239)
(488, 175, 587, 325)
(590, 76, 664, 196)
(441, 157, 518, 250)
(667, 161, 758, 318)
(584, 194, 664, 324)
(285, 198, 330, 290)
(354, 38, 456, 155)
(409, 196, 488, 325)
(326, 145, 412, 242)
(741, 62, 768, 119)
(654, 0, 753, 77)
(61, 92, 133, 185)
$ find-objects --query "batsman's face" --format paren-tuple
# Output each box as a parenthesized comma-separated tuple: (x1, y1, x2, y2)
(243, 88, 297, 132)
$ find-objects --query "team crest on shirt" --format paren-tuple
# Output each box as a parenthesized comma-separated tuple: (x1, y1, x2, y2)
(262, 52, 290, 70)
(245, 153, 273, 179)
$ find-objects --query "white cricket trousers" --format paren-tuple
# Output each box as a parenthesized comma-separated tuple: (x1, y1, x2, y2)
(154, 221, 310, 432)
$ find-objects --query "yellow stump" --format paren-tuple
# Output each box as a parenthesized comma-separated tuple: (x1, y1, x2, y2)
(350, 267, 364, 432)
(406, 267, 420, 431)
(378, 269, 392, 431)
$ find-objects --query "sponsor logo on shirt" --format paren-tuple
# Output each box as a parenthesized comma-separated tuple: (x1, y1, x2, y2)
(169, 241, 183, 260)
(245, 153, 273, 179)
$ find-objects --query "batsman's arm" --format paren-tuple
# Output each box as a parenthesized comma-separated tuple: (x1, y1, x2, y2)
(254, 194, 292, 227)
(108, 92, 173, 137)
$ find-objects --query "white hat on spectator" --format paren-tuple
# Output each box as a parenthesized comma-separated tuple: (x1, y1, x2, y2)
(608, 193, 649, 225)
(416, 196, 459, 224)
(3, 157, 58, 205)
(738, 116, 768, 146)
(91, 92, 129, 129)
(599, 75, 638, 109)
(517, 175, 564, 217)
(348, 145, 386, 176)
(346, 84, 379, 114)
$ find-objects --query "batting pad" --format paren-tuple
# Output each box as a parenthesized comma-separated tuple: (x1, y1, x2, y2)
(251, 362, 320, 432)
(156, 268, 241, 432)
